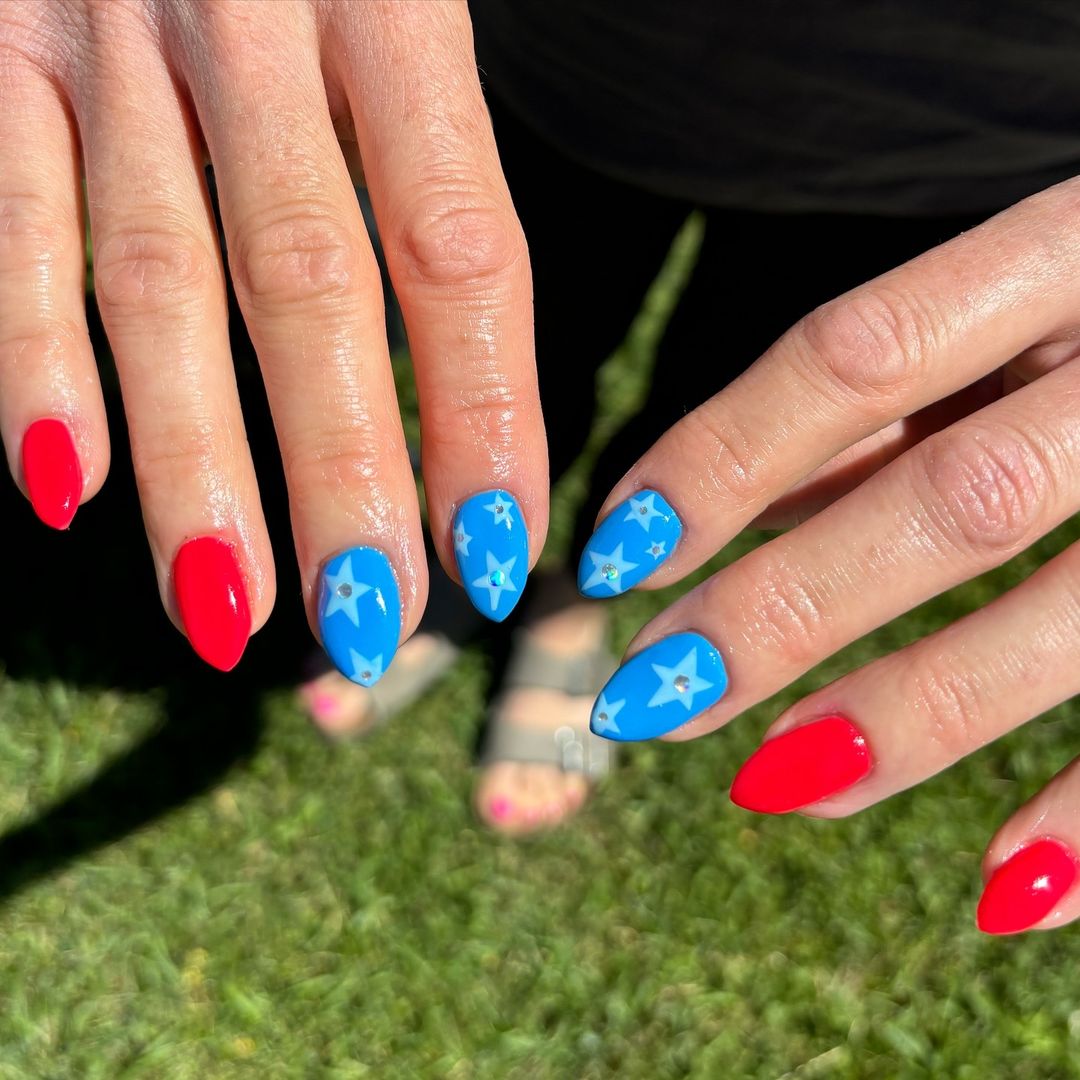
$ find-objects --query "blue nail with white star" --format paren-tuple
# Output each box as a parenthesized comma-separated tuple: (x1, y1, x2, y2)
(590, 631, 727, 741)
(453, 489, 528, 622)
(577, 489, 682, 598)
(317, 546, 401, 687)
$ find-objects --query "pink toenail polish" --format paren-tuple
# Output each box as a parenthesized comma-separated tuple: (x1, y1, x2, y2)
(489, 796, 512, 821)
(312, 693, 338, 716)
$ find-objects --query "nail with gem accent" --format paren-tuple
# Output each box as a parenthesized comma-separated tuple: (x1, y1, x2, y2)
(578, 489, 682, 598)
(730, 715, 873, 814)
(976, 838, 1080, 935)
(453, 489, 528, 622)
(173, 537, 251, 671)
(318, 546, 401, 687)
(591, 631, 727, 741)
(21, 418, 83, 530)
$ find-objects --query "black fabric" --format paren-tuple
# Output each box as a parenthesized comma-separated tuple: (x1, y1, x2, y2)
(472, 0, 1080, 215)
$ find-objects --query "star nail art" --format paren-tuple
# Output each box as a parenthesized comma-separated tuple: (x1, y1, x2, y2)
(591, 631, 727, 741)
(318, 546, 400, 686)
(578, 488, 682, 598)
(454, 489, 529, 622)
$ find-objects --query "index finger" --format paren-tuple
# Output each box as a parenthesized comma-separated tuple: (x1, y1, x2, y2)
(328, 0, 546, 620)
(578, 179, 1080, 596)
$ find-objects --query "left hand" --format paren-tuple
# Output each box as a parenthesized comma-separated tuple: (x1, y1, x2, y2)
(584, 177, 1080, 934)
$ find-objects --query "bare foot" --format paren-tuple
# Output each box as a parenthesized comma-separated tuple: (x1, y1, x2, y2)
(474, 599, 610, 836)
(297, 632, 445, 739)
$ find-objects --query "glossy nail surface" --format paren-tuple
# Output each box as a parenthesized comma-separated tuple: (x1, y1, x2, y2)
(453, 489, 528, 622)
(173, 537, 251, 671)
(976, 838, 1079, 935)
(591, 631, 727, 741)
(318, 546, 401, 687)
(730, 714, 872, 814)
(578, 489, 681, 598)
(21, 418, 82, 529)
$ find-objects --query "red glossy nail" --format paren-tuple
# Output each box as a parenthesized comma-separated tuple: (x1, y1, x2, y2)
(173, 537, 251, 671)
(730, 714, 872, 814)
(21, 419, 82, 529)
(976, 838, 1079, 935)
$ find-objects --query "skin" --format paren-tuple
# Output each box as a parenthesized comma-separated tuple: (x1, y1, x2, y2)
(597, 177, 1080, 929)
(0, 0, 547, 648)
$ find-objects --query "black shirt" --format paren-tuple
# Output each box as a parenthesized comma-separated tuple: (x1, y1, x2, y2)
(471, 0, 1080, 215)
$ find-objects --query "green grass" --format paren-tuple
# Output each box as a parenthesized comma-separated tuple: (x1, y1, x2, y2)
(2, 217, 1080, 1078)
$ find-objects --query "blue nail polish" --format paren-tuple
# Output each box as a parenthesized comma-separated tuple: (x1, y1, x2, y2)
(591, 631, 727, 741)
(453, 489, 528, 622)
(318, 546, 401, 686)
(578, 489, 682, 598)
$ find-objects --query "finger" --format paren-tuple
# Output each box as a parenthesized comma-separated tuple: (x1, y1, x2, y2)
(590, 359, 1080, 742)
(580, 180, 1080, 594)
(76, 9, 270, 668)
(328, 0, 545, 618)
(174, 2, 423, 677)
(0, 48, 107, 527)
(727, 535, 1080, 818)
(976, 762, 1080, 935)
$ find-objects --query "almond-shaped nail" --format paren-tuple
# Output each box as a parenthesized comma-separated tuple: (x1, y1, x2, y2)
(21, 418, 82, 529)
(730, 715, 872, 814)
(173, 537, 251, 671)
(976, 838, 1079, 935)
(453, 489, 528, 622)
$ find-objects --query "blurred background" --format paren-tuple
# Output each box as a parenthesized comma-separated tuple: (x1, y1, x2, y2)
(0, 208, 1078, 1078)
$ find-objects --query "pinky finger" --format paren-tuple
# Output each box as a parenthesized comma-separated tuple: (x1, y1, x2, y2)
(0, 62, 108, 528)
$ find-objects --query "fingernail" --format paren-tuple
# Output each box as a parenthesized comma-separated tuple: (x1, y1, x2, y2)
(591, 631, 727, 741)
(730, 714, 872, 814)
(489, 796, 513, 821)
(453, 489, 528, 622)
(173, 537, 251, 671)
(21, 418, 82, 530)
(976, 838, 1079, 935)
(578, 489, 681, 598)
(318, 546, 400, 687)
(312, 693, 338, 717)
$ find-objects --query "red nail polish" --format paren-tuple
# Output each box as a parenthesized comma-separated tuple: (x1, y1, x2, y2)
(173, 537, 251, 671)
(976, 838, 1079, 935)
(21, 419, 82, 529)
(730, 714, 872, 814)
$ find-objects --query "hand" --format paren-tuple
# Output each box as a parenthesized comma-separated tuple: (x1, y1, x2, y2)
(0, 0, 545, 670)
(582, 178, 1080, 934)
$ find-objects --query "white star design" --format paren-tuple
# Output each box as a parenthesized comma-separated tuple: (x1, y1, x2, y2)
(581, 542, 640, 594)
(647, 647, 714, 711)
(592, 693, 625, 736)
(454, 524, 473, 556)
(483, 493, 514, 529)
(348, 650, 384, 686)
(323, 556, 372, 627)
(471, 551, 518, 613)
(648, 541, 667, 559)
(625, 492, 664, 532)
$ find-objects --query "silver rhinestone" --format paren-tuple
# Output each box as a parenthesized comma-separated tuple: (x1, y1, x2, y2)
(652, 545, 661, 555)
(639, 505, 648, 515)
(674, 675, 690, 693)
(597, 712, 608, 723)
(602, 563, 618, 580)
(361, 670, 372, 681)
(337, 583, 352, 598)
(496, 504, 504, 514)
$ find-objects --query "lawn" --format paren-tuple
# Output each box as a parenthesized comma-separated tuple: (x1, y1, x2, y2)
(0, 215, 1078, 1078)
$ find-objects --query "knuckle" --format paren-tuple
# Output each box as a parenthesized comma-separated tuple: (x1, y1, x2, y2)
(0, 319, 83, 366)
(917, 425, 1054, 554)
(131, 414, 222, 496)
(906, 660, 985, 759)
(725, 552, 830, 669)
(795, 284, 944, 413)
(286, 423, 387, 502)
(232, 208, 368, 311)
(422, 379, 522, 453)
(676, 405, 765, 510)
(397, 195, 525, 289)
(94, 226, 216, 315)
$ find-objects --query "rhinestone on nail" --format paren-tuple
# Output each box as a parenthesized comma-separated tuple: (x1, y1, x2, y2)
(361, 670, 372, 681)
(489, 569, 506, 586)
(597, 711, 608, 723)
(674, 675, 690, 693)
(602, 563, 618, 581)
(337, 583, 353, 599)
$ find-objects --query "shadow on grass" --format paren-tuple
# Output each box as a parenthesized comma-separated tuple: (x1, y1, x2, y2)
(0, 296, 312, 903)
